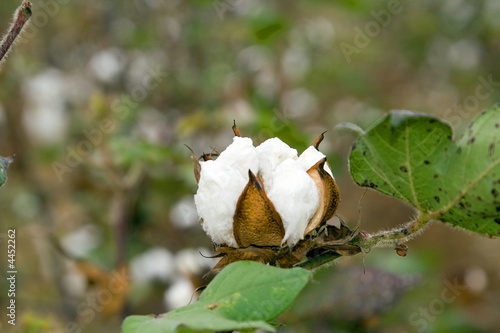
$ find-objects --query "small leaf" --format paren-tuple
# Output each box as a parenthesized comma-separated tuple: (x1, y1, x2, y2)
(349, 106, 500, 236)
(0, 155, 14, 187)
(122, 261, 312, 333)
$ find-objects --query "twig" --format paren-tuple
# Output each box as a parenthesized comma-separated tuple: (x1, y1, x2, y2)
(359, 214, 432, 248)
(0, 1, 32, 64)
(296, 214, 433, 271)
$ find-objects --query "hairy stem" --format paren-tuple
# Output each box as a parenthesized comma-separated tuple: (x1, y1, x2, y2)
(0, 1, 32, 64)
(297, 214, 432, 271)
(359, 214, 432, 249)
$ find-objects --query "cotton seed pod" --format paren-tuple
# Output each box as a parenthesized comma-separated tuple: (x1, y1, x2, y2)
(193, 127, 341, 249)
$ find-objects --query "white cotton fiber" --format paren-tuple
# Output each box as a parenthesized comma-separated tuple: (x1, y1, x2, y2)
(216, 137, 259, 179)
(194, 160, 246, 247)
(256, 138, 298, 188)
(266, 158, 320, 247)
(297, 146, 334, 178)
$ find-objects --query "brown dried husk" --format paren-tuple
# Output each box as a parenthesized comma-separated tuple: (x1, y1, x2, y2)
(204, 218, 361, 281)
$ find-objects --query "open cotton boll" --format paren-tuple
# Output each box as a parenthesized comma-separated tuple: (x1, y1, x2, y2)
(194, 160, 246, 247)
(256, 138, 298, 188)
(298, 146, 334, 178)
(216, 137, 259, 178)
(267, 158, 320, 247)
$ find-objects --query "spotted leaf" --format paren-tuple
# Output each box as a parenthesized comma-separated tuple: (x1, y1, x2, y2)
(349, 106, 500, 236)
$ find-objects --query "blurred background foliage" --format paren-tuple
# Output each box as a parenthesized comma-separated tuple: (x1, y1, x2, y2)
(1, 0, 500, 332)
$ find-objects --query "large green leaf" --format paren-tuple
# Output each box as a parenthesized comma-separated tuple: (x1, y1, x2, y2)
(349, 106, 500, 236)
(0, 155, 13, 187)
(122, 261, 312, 333)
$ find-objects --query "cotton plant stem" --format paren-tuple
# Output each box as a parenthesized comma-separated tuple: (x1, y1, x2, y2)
(297, 214, 433, 271)
(358, 214, 432, 248)
(0, 1, 32, 64)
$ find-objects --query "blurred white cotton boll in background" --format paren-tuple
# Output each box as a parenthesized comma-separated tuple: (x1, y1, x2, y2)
(62, 261, 88, 298)
(22, 68, 68, 143)
(60, 224, 102, 258)
(175, 248, 215, 277)
(130, 247, 175, 284)
(303, 17, 335, 47)
(282, 88, 318, 119)
(133, 107, 170, 144)
(169, 196, 199, 229)
(282, 46, 310, 82)
(88, 48, 126, 83)
(164, 277, 195, 311)
(447, 38, 481, 70)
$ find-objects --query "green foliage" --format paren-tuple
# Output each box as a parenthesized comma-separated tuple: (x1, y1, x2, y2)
(349, 105, 500, 236)
(122, 261, 312, 333)
(0, 155, 12, 187)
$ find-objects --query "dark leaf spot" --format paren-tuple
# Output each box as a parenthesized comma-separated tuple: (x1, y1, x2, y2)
(429, 119, 436, 123)
(369, 182, 377, 188)
(467, 137, 476, 145)
(457, 147, 462, 154)
(362, 150, 367, 156)
(490, 143, 495, 157)
(438, 188, 442, 192)
(458, 202, 465, 209)
(492, 188, 499, 198)
(424, 160, 430, 165)
(434, 196, 440, 203)
(495, 218, 500, 224)
(352, 143, 357, 150)
(496, 123, 499, 128)
(400, 166, 408, 172)
(496, 206, 500, 212)
(434, 174, 439, 178)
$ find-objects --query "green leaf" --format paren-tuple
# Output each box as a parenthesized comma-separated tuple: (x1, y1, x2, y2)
(349, 106, 500, 236)
(0, 155, 13, 187)
(122, 261, 312, 333)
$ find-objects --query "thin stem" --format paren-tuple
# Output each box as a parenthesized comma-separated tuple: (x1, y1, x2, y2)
(359, 214, 432, 249)
(0, 1, 32, 64)
(296, 214, 433, 271)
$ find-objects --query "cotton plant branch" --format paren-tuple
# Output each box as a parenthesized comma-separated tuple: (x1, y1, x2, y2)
(296, 213, 433, 272)
(0, 1, 32, 65)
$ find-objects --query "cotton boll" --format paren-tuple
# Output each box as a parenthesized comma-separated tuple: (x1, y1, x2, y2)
(194, 160, 247, 247)
(216, 137, 259, 179)
(164, 277, 195, 311)
(267, 159, 320, 247)
(298, 146, 334, 178)
(256, 138, 298, 188)
(175, 248, 215, 277)
(130, 247, 175, 283)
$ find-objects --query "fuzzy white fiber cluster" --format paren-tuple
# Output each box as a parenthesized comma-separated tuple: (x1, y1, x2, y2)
(194, 136, 332, 248)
